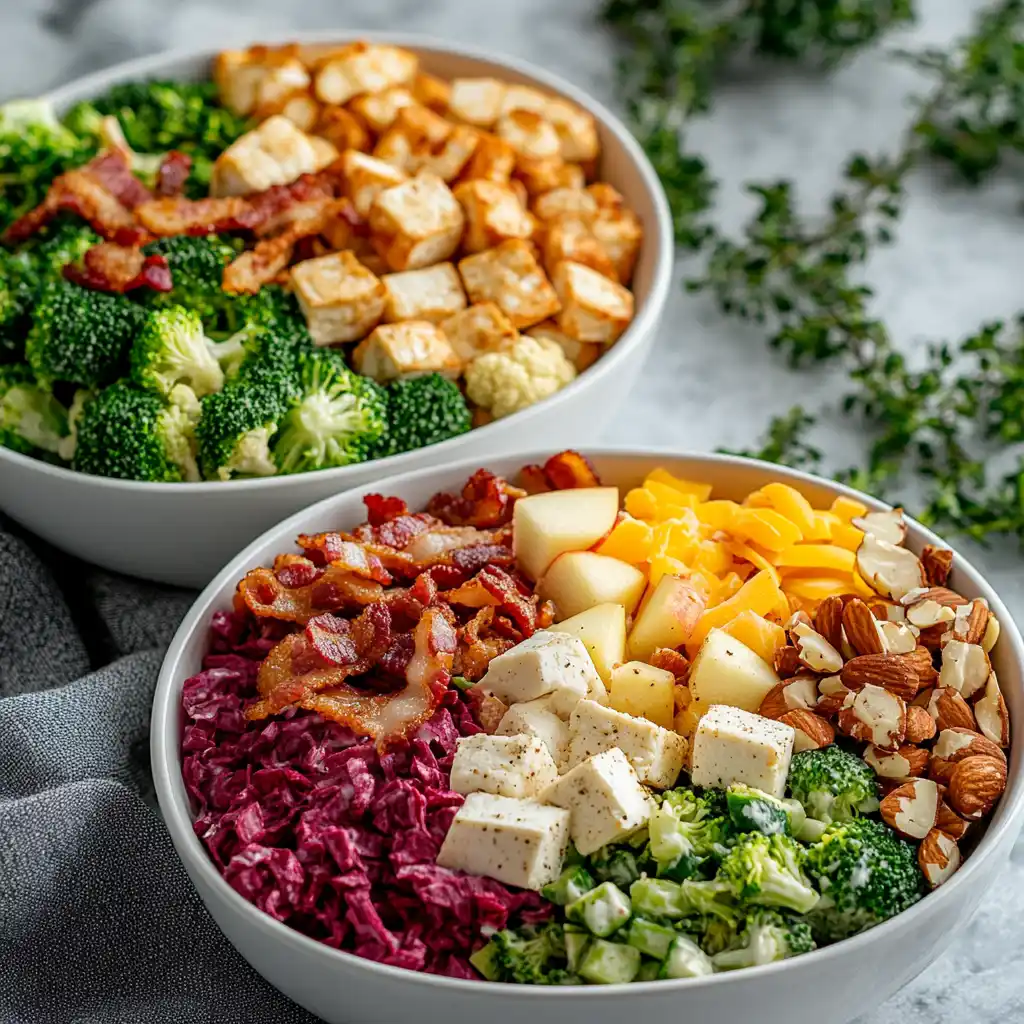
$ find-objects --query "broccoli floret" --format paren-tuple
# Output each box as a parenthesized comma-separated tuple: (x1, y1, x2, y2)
(271, 349, 387, 475)
(130, 305, 225, 398)
(25, 278, 147, 387)
(0, 363, 68, 456)
(787, 744, 880, 825)
(470, 922, 570, 985)
(711, 909, 815, 970)
(648, 787, 730, 878)
(585, 844, 650, 889)
(374, 373, 472, 458)
(72, 380, 199, 481)
(717, 832, 820, 915)
(726, 784, 805, 837)
(805, 817, 925, 942)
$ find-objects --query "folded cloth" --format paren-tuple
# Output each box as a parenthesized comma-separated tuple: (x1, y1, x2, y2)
(0, 516, 318, 1023)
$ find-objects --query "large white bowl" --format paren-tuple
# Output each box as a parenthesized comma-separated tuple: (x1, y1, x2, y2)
(152, 448, 1024, 1024)
(0, 34, 672, 588)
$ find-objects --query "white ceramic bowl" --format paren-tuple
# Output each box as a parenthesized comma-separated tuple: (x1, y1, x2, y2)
(0, 33, 673, 588)
(152, 448, 1024, 1024)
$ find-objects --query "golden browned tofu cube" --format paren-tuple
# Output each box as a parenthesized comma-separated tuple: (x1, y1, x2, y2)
(461, 132, 517, 184)
(532, 187, 599, 224)
(381, 263, 467, 323)
(496, 110, 561, 161)
(498, 84, 550, 118)
(545, 97, 600, 163)
(353, 321, 463, 381)
(454, 179, 535, 253)
(211, 116, 338, 197)
(314, 43, 419, 105)
(591, 206, 643, 285)
(515, 157, 586, 196)
(412, 72, 451, 113)
(369, 172, 466, 271)
(540, 219, 618, 281)
(317, 107, 371, 153)
(277, 93, 320, 133)
(458, 239, 560, 329)
(348, 87, 416, 134)
(291, 250, 386, 345)
(527, 321, 601, 372)
(448, 77, 508, 127)
(442, 302, 519, 361)
(374, 107, 478, 182)
(341, 149, 407, 217)
(214, 48, 310, 117)
(552, 260, 634, 344)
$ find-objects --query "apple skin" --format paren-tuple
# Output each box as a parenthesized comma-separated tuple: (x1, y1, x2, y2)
(538, 551, 647, 621)
(627, 574, 706, 662)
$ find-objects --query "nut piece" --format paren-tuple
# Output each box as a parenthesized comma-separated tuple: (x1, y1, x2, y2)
(933, 726, 1005, 767)
(921, 545, 954, 587)
(947, 755, 1007, 821)
(927, 687, 976, 733)
(814, 595, 846, 651)
(905, 705, 937, 745)
(918, 829, 961, 888)
(759, 677, 819, 719)
(816, 675, 853, 717)
(792, 623, 844, 674)
(982, 614, 1001, 653)
(841, 653, 917, 701)
(935, 800, 970, 841)
(879, 778, 939, 840)
(852, 508, 907, 545)
(870, 599, 908, 623)
(906, 599, 956, 629)
(938, 641, 990, 701)
(779, 709, 835, 752)
(837, 684, 907, 751)
(901, 586, 968, 608)
(974, 672, 1010, 748)
(856, 533, 927, 601)
(902, 647, 938, 690)
(947, 599, 990, 647)
(877, 620, 918, 656)
(842, 598, 886, 656)
(864, 743, 928, 780)
(774, 645, 803, 680)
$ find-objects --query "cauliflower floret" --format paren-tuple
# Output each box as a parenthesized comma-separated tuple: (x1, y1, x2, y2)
(465, 334, 576, 420)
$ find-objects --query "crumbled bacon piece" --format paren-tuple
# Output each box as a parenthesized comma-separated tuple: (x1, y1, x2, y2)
(237, 563, 384, 624)
(222, 235, 295, 294)
(363, 493, 409, 526)
(518, 464, 551, 495)
(468, 688, 509, 734)
(88, 149, 153, 209)
(156, 151, 193, 197)
(297, 533, 393, 584)
(273, 554, 323, 589)
(456, 607, 514, 681)
(426, 469, 526, 528)
(63, 243, 172, 294)
(135, 195, 260, 236)
(476, 565, 538, 637)
(542, 450, 601, 489)
(450, 543, 514, 575)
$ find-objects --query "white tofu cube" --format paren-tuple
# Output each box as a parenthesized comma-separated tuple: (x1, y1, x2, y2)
(565, 700, 687, 789)
(441, 302, 519, 361)
(352, 321, 463, 381)
(341, 150, 407, 217)
(373, 106, 478, 182)
(542, 748, 651, 856)
(437, 792, 569, 891)
(496, 697, 570, 766)
(552, 260, 634, 343)
(369, 172, 465, 271)
(545, 97, 600, 164)
(496, 109, 561, 161)
(210, 116, 339, 197)
(532, 187, 600, 224)
(348, 86, 417, 134)
(461, 132, 517, 184)
(450, 733, 559, 799)
(214, 48, 308, 117)
(515, 156, 585, 197)
(690, 705, 796, 799)
(591, 208, 643, 285)
(526, 321, 600, 372)
(458, 239, 561, 329)
(213, 49, 266, 116)
(291, 251, 386, 345)
(381, 263, 466, 323)
(314, 43, 418, 105)
(448, 77, 508, 127)
(499, 84, 551, 118)
(253, 58, 312, 114)
(541, 219, 618, 282)
(454, 179, 535, 254)
(479, 631, 599, 707)
(277, 93, 320, 133)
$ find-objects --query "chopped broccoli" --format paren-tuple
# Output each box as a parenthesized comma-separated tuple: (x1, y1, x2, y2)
(711, 909, 815, 970)
(469, 922, 570, 984)
(72, 381, 199, 481)
(585, 844, 650, 889)
(130, 305, 225, 398)
(648, 786, 730, 877)
(0, 363, 68, 456)
(787, 744, 880, 825)
(717, 832, 820, 915)
(25, 278, 147, 387)
(726, 784, 804, 837)
(805, 817, 925, 942)
(271, 349, 387, 474)
(374, 373, 472, 458)
(541, 864, 596, 906)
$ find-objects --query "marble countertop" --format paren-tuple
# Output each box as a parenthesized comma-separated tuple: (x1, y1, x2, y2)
(3, 1, 1023, 1020)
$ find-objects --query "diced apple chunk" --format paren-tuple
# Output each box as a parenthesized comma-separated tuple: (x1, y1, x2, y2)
(538, 551, 647, 621)
(688, 629, 781, 713)
(627, 575, 706, 663)
(549, 602, 626, 684)
(609, 661, 675, 729)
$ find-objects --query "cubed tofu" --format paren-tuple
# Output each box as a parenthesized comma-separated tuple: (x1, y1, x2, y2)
(497, 697, 571, 766)
(412, 72, 451, 113)
(566, 700, 687, 789)
(458, 239, 560, 329)
(450, 733, 559, 799)
(317, 107, 371, 154)
(348, 86, 417, 134)
(214, 48, 309, 117)
(291, 250, 386, 345)
(352, 321, 463, 381)
(314, 43, 419, 105)
(341, 149, 407, 217)
(380, 262, 466, 323)
(369, 172, 465, 271)
(515, 157, 586, 196)
(540, 219, 618, 281)
(277, 93, 321, 133)
(532, 187, 600, 224)
(213, 49, 266, 116)
(591, 208, 643, 285)
(545, 97, 600, 164)
(552, 260, 634, 343)
(461, 132, 517, 183)
(255, 58, 312, 112)
(497, 109, 561, 161)
(479, 631, 600, 707)
(454, 179, 535, 253)
(210, 116, 339, 197)
(543, 748, 651, 856)
(689, 704, 796, 799)
(527, 321, 600, 372)
(436, 792, 569, 891)
(499, 84, 551, 118)
(448, 77, 509, 127)
(441, 302, 519, 361)
(373, 106, 478, 182)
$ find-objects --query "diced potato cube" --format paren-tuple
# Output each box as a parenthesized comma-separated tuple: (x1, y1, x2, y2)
(552, 260, 634, 343)
(532, 187, 599, 224)
(608, 662, 676, 731)
(515, 157, 585, 196)
(353, 321, 463, 381)
(526, 321, 600, 372)
(448, 77, 508, 127)
(380, 262, 466, 323)
(316, 106, 371, 154)
(348, 86, 416, 134)
(291, 250, 386, 345)
(592, 207, 643, 285)
(411, 71, 451, 113)
(496, 109, 561, 161)
(545, 97, 600, 163)
(540, 219, 618, 281)
(458, 239, 560, 329)
(369, 171, 465, 271)
(441, 302, 518, 361)
(314, 43, 418, 105)
(341, 149, 407, 217)
(454, 179, 535, 253)
(461, 132, 516, 183)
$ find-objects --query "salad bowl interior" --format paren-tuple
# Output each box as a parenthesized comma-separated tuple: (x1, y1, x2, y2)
(152, 448, 1024, 1024)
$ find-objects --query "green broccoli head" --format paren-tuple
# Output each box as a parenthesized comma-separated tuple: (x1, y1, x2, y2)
(271, 349, 387, 475)
(470, 922, 570, 984)
(374, 373, 472, 458)
(130, 304, 225, 398)
(717, 832, 820, 915)
(0, 363, 68, 456)
(711, 908, 816, 970)
(72, 380, 199, 481)
(585, 844, 650, 889)
(726, 783, 807, 837)
(787, 744, 880, 825)
(805, 817, 925, 942)
(649, 786, 731, 876)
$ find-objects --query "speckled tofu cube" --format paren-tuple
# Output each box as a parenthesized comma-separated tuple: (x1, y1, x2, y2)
(454, 179, 535, 253)
(448, 77, 508, 127)
(369, 172, 466, 271)
(552, 260, 634, 343)
(527, 321, 600, 372)
(441, 302, 519, 361)
(496, 109, 561, 161)
(496, 698, 571, 767)
(540, 219, 618, 281)
(352, 321, 463, 381)
(450, 733, 559, 799)
(479, 631, 599, 707)
(458, 239, 560, 329)
(532, 187, 600, 224)
(291, 250, 385, 345)
(461, 132, 517, 184)
(341, 150, 407, 217)
(381, 262, 466, 323)
(348, 86, 417, 134)
(314, 43, 418, 105)
(515, 156, 586, 197)
(211, 116, 338, 197)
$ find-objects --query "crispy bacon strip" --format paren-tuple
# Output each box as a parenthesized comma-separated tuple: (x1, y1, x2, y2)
(456, 606, 514, 682)
(88, 149, 153, 209)
(477, 565, 538, 637)
(134, 195, 259, 236)
(237, 563, 384, 624)
(543, 450, 601, 489)
(296, 533, 392, 583)
(364, 493, 408, 526)
(222, 235, 296, 294)
(63, 242, 172, 293)
(518, 464, 551, 495)
(272, 553, 323, 589)
(156, 151, 193, 197)
(426, 469, 526, 528)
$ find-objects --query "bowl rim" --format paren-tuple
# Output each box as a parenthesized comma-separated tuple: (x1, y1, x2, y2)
(151, 445, 1024, 997)
(0, 30, 674, 493)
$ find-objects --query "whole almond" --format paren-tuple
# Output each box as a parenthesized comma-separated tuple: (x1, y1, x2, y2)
(905, 705, 937, 745)
(921, 545, 953, 587)
(928, 687, 976, 732)
(903, 647, 939, 690)
(947, 755, 1007, 821)
(928, 754, 958, 786)
(843, 599, 885, 656)
(774, 645, 803, 679)
(758, 683, 789, 720)
(880, 778, 939, 840)
(918, 828, 961, 888)
(962, 599, 990, 646)
(905, 586, 969, 608)
(814, 595, 846, 651)
(935, 800, 970, 841)
(933, 726, 1006, 766)
(779, 709, 835, 752)
(841, 653, 917, 701)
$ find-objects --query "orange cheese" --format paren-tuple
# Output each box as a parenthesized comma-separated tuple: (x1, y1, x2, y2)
(595, 514, 653, 563)
(774, 544, 857, 574)
(720, 610, 787, 664)
(688, 570, 785, 650)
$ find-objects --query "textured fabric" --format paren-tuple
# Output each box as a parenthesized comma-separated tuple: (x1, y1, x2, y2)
(0, 515, 318, 1024)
